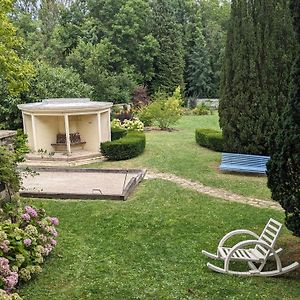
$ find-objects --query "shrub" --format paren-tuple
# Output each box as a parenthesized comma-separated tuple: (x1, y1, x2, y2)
(143, 86, 183, 130)
(101, 131, 146, 161)
(111, 118, 144, 133)
(132, 85, 150, 108)
(13, 129, 30, 163)
(137, 105, 154, 126)
(0, 198, 59, 299)
(123, 119, 144, 132)
(193, 103, 212, 115)
(188, 98, 198, 109)
(111, 127, 127, 141)
(0, 146, 20, 196)
(114, 105, 134, 123)
(111, 119, 123, 129)
(195, 128, 224, 152)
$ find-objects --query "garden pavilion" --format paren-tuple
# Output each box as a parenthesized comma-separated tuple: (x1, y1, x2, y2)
(18, 98, 113, 160)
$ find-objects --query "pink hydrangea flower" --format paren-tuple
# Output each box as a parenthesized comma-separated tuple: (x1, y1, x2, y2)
(43, 244, 53, 256)
(24, 206, 38, 218)
(23, 239, 32, 247)
(47, 226, 58, 237)
(0, 257, 10, 276)
(0, 240, 9, 253)
(4, 272, 18, 291)
(50, 217, 59, 226)
(50, 238, 57, 247)
(22, 213, 31, 222)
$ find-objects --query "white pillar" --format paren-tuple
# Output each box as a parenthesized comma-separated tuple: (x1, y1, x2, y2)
(22, 112, 26, 133)
(97, 112, 102, 145)
(107, 110, 111, 141)
(31, 114, 37, 152)
(64, 114, 71, 154)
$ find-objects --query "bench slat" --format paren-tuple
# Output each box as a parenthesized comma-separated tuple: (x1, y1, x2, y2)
(220, 153, 270, 174)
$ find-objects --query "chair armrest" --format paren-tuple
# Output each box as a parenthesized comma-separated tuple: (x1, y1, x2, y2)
(224, 240, 282, 272)
(218, 229, 260, 248)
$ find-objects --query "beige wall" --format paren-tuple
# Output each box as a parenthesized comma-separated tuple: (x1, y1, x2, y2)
(77, 114, 99, 152)
(35, 116, 61, 152)
(69, 115, 79, 133)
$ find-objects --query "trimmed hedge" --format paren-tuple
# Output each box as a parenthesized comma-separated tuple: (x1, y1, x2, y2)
(101, 131, 146, 160)
(111, 127, 127, 141)
(195, 128, 224, 152)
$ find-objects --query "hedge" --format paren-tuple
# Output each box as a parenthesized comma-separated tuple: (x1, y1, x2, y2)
(111, 127, 127, 141)
(195, 128, 224, 152)
(101, 131, 146, 160)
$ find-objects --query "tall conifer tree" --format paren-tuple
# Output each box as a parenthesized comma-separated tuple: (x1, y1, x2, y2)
(219, 0, 295, 155)
(267, 0, 300, 236)
(183, 3, 213, 98)
(150, 0, 184, 94)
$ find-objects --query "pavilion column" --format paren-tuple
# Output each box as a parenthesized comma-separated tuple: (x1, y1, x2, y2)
(22, 112, 26, 133)
(64, 114, 71, 154)
(107, 111, 111, 141)
(31, 114, 37, 152)
(97, 112, 102, 145)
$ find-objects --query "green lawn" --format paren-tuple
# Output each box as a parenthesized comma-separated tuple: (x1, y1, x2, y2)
(18, 115, 300, 300)
(20, 180, 300, 300)
(86, 114, 271, 200)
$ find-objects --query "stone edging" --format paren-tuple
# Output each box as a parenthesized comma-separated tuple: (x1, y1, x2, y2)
(145, 171, 282, 211)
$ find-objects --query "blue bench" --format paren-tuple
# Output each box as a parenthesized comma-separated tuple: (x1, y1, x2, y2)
(219, 153, 270, 174)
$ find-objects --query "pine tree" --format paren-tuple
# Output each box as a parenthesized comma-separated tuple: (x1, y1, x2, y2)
(184, 25, 213, 99)
(267, 0, 300, 236)
(150, 0, 184, 94)
(219, 0, 296, 155)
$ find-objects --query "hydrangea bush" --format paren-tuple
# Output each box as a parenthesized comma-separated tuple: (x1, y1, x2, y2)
(111, 118, 144, 132)
(0, 199, 59, 299)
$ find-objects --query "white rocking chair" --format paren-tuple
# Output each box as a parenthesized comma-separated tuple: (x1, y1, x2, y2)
(202, 218, 299, 276)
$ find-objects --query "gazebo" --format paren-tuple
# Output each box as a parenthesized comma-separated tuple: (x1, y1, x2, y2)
(18, 98, 113, 157)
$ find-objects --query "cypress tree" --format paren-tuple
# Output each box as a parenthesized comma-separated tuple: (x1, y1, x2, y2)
(267, 0, 300, 236)
(219, 0, 295, 155)
(150, 0, 184, 94)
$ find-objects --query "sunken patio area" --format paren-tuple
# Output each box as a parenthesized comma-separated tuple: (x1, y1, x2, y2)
(20, 168, 146, 201)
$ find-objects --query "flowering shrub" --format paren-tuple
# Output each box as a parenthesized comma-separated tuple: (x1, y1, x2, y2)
(0, 200, 59, 299)
(111, 118, 144, 132)
(141, 86, 183, 130)
(122, 119, 144, 132)
(0, 289, 22, 300)
(111, 119, 123, 129)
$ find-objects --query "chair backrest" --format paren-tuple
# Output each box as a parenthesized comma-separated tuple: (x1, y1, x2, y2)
(255, 218, 282, 257)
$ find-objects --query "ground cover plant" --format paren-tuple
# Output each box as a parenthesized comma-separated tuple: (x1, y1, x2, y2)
(19, 180, 300, 300)
(91, 114, 271, 200)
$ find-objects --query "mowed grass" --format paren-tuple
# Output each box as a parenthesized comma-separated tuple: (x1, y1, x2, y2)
(19, 180, 300, 300)
(86, 114, 271, 200)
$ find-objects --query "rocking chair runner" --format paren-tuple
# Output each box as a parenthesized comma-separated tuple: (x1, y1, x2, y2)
(202, 218, 299, 276)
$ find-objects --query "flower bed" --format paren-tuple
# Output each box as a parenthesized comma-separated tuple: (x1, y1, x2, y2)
(0, 199, 59, 299)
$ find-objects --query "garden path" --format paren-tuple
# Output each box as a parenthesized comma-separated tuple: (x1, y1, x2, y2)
(145, 171, 282, 211)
